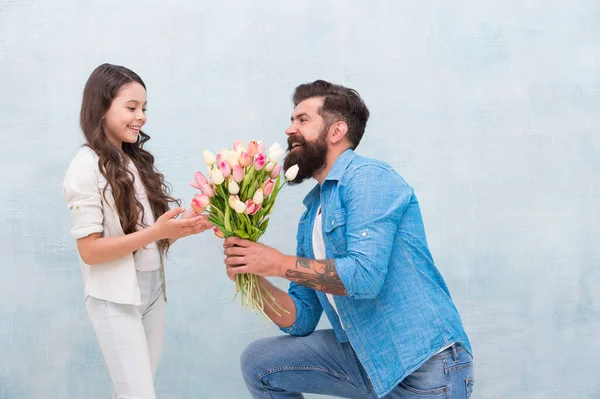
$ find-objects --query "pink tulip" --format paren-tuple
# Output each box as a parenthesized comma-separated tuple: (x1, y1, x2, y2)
(254, 153, 266, 171)
(213, 226, 225, 238)
(257, 141, 266, 154)
(190, 171, 208, 189)
(247, 141, 259, 157)
(219, 161, 231, 178)
(262, 179, 275, 196)
(269, 164, 281, 179)
(233, 139, 243, 151)
(216, 153, 222, 165)
(244, 199, 261, 215)
(191, 194, 210, 213)
(232, 165, 244, 182)
(200, 183, 215, 198)
(238, 151, 252, 167)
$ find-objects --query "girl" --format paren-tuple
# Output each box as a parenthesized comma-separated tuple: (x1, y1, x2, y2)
(63, 63, 211, 398)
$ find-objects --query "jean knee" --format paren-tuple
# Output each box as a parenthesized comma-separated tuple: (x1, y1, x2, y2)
(240, 337, 274, 381)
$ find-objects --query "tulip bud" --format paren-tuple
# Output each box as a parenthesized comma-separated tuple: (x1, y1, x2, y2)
(228, 178, 240, 195)
(224, 150, 239, 167)
(254, 153, 266, 171)
(219, 161, 231, 178)
(253, 188, 264, 205)
(239, 151, 252, 167)
(257, 141, 266, 154)
(191, 194, 209, 213)
(228, 195, 239, 208)
(262, 180, 275, 196)
(247, 141, 259, 157)
(210, 168, 225, 185)
(213, 226, 225, 238)
(200, 183, 215, 198)
(232, 165, 244, 182)
(269, 164, 281, 179)
(265, 161, 276, 172)
(233, 199, 247, 214)
(244, 199, 261, 215)
(285, 164, 299, 181)
(233, 139, 243, 152)
(203, 150, 215, 166)
(190, 171, 208, 189)
(267, 143, 285, 163)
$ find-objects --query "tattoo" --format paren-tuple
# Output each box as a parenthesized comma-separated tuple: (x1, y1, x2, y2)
(286, 258, 347, 295)
(296, 258, 311, 269)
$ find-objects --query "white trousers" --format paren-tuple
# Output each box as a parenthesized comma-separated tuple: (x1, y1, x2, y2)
(86, 269, 165, 399)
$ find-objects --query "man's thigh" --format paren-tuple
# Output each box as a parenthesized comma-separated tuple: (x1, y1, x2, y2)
(241, 329, 374, 398)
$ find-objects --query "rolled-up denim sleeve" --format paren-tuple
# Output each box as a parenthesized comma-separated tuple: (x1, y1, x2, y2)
(63, 154, 104, 240)
(279, 282, 323, 336)
(335, 165, 412, 299)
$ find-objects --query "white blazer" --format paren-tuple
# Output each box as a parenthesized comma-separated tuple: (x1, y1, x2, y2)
(63, 146, 165, 305)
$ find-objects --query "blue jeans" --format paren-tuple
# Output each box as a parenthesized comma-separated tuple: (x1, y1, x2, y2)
(240, 330, 474, 398)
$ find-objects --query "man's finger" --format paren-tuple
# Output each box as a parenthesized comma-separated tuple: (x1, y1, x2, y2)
(224, 256, 246, 266)
(224, 246, 246, 257)
(224, 236, 250, 247)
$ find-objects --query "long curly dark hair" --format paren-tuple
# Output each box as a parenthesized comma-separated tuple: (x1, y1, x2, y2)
(80, 63, 179, 254)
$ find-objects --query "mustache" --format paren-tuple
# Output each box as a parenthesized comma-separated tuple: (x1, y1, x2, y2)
(287, 136, 306, 152)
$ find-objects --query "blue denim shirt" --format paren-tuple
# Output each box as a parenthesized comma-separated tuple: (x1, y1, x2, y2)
(280, 149, 472, 397)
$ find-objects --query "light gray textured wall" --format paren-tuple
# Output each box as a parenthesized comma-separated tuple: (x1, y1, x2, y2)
(0, 1, 598, 398)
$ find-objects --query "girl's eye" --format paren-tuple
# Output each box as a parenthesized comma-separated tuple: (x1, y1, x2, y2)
(142, 109, 147, 113)
(127, 107, 135, 111)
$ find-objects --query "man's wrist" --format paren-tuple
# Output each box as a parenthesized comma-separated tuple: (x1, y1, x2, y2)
(276, 254, 293, 278)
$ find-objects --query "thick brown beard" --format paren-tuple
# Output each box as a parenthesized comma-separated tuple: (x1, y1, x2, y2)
(283, 130, 328, 185)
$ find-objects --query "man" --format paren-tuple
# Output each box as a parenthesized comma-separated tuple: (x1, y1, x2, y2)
(223, 80, 474, 398)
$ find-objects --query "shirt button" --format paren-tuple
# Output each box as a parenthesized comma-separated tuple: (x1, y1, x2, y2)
(331, 221, 335, 226)
(361, 232, 366, 237)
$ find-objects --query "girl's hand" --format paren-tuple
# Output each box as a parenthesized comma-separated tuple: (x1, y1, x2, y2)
(152, 207, 208, 241)
(181, 206, 214, 234)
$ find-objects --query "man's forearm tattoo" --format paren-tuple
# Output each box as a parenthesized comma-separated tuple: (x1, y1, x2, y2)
(286, 258, 347, 295)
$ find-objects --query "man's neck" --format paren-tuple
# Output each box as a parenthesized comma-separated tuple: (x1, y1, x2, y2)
(314, 146, 350, 185)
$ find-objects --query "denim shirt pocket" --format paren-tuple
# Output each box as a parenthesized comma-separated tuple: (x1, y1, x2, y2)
(323, 208, 347, 256)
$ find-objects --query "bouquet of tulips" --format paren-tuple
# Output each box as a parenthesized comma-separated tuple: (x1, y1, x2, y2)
(189, 139, 299, 319)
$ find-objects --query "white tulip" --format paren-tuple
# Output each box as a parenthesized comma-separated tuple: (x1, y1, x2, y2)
(210, 168, 225, 185)
(253, 188, 264, 205)
(203, 150, 215, 166)
(268, 143, 285, 163)
(228, 179, 240, 195)
(224, 150, 239, 166)
(265, 161, 276, 172)
(233, 199, 247, 214)
(284, 164, 299, 181)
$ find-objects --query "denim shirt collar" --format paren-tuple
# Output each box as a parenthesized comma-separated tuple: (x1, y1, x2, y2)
(302, 149, 356, 208)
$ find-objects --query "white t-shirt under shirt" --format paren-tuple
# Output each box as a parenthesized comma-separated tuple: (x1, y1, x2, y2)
(312, 207, 341, 316)
(129, 161, 161, 272)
